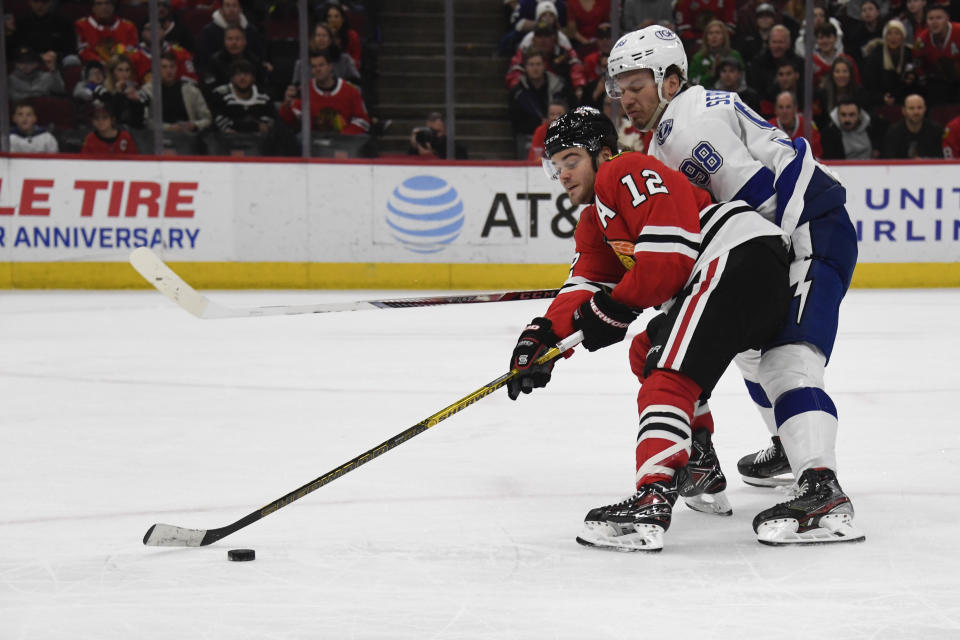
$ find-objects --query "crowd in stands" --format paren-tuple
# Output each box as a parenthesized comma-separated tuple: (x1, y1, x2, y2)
(5, 0, 960, 160)
(5, 0, 381, 157)
(503, 0, 960, 160)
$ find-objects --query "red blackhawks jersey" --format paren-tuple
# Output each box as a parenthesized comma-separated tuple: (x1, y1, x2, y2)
(81, 129, 139, 155)
(75, 16, 139, 63)
(943, 114, 960, 158)
(674, 0, 736, 47)
(914, 23, 960, 78)
(544, 152, 786, 338)
(278, 78, 370, 135)
(127, 43, 198, 83)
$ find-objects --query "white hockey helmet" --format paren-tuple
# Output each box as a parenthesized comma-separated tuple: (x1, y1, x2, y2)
(606, 26, 688, 130)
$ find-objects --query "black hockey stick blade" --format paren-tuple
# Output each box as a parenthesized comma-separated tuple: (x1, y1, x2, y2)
(143, 331, 584, 547)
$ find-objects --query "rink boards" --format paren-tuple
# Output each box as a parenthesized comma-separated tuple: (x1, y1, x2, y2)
(0, 154, 958, 288)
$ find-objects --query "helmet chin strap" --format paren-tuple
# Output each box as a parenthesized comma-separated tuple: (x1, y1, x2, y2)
(637, 82, 671, 132)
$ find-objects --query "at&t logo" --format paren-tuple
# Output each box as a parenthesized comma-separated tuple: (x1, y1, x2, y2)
(386, 175, 464, 254)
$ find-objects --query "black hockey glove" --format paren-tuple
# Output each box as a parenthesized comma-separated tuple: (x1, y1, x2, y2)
(573, 291, 641, 352)
(507, 317, 561, 401)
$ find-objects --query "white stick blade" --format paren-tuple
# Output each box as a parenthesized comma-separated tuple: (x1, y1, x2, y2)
(129, 247, 212, 318)
(143, 523, 207, 547)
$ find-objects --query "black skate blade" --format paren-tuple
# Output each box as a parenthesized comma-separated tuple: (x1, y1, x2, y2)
(758, 534, 866, 547)
(575, 536, 663, 553)
(682, 500, 733, 517)
(741, 475, 795, 488)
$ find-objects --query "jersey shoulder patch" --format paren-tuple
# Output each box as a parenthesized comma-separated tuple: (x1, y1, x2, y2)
(656, 118, 673, 145)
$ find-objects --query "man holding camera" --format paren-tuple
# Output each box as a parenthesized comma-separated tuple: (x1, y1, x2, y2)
(408, 111, 468, 159)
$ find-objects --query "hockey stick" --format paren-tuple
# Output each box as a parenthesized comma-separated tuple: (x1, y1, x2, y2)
(142, 330, 584, 547)
(129, 247, 560, 319)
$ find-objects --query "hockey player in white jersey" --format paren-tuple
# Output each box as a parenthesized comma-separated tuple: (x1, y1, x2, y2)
(606, 26, 864, 545)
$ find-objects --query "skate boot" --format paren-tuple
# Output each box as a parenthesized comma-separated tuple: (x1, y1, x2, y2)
(676, 428, 732, 516)
(737, 436, 794, 487)
(576, 480, 678, 552)
(753, 467, 865, 545)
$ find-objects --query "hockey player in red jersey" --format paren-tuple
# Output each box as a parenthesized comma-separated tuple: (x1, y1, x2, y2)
(506, 107, 793, 551)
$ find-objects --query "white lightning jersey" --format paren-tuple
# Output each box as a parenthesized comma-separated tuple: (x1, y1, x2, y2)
(650, 86, 846, 237)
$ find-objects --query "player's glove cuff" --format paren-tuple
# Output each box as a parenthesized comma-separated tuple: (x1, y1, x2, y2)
(573, 292, 640, 352)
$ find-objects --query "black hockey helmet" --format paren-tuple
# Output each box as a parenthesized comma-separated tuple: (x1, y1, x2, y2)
(542, 106, 618, 179)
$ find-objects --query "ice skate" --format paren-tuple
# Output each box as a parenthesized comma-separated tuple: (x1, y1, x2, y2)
(737, 436, 794, 487)
(753, 468, 865, 545)
(576, 480, 677, 552)
(676, 428, 732, 516)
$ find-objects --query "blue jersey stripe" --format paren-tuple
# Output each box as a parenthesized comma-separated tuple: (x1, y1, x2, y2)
(733, 167, 776, 210)
(743, 378, 773, 409)
(743, 379, 772, 408)
(774, 386, 838, 427)
(774, 138, 806, 228)
(772, 137, 847, 230)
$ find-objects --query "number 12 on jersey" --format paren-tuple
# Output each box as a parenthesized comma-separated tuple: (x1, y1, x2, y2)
(620, 169, 669, 207)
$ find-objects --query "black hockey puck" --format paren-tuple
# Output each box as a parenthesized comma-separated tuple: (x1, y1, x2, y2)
(227, 549, 255, 562)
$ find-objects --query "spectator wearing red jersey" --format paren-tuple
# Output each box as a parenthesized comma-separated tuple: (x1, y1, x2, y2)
(942, 113, 960, 157)
(914, 5, 960, 105)
(278, 50, 370, 135)
(128, 22, 198, 84)
(528, 99, 568, 160)
(320, 2, 363, 68)
(674, 0, 736, 55)
(565, 0, 610, 53)
(769, 91, 823, 157)
(74, 0, 138, 65)
(506, 22, 586, 100)
(81, 102, 138, 155)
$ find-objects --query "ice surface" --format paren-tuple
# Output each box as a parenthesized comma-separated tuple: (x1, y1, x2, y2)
(2, 288, 959, 639)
